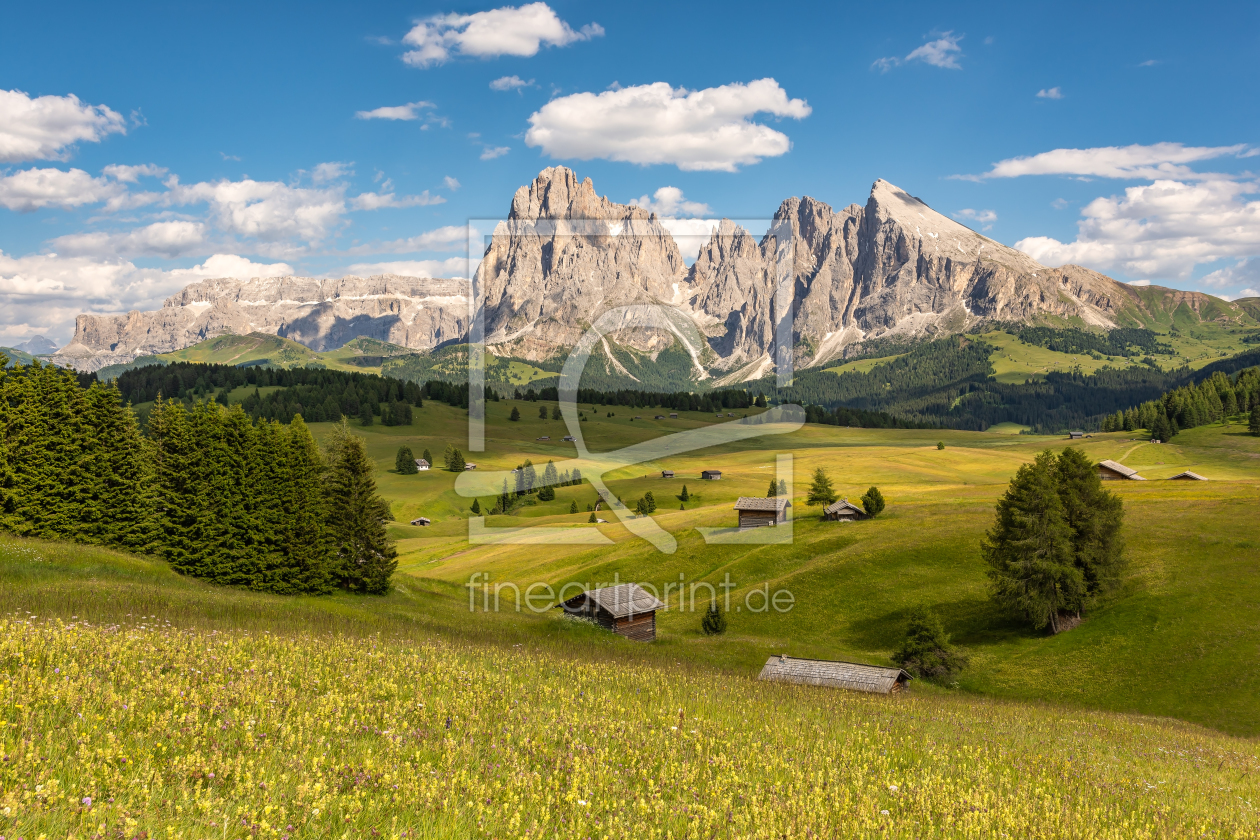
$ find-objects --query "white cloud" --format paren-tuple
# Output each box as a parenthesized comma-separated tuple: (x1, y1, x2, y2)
(311, 161, 353, 183)
(1233, 287, 1259, 299)
(871, 57, 901, 73)
(443, 176, 461, 190)
(906, 32, 964, 69)
(1138, 59, 1159, 67)
(49, 221, 208, 259)
(1200, 257, 1260, 290)
(1127, 279, 1151, 286)
(101, 163, 167, 183)
(629, 186, 711, 217)
(965, 142, 1249, 181)
(659, 219, 720, 263)
(1051, 198, 1070, 210)
(0, 167, 127, 212)
(402, 3, 602, 68)
(350, 225, 468, 255)
(342, 257, 471, 279)
(0, 89, 127, 163)
(952, 208, 997, 229)
(349, 190, 445, 210)
(354, 101, 434, 121)
(162, 177, 347, 245)
(1014, 178, 1260, 278)
(480, 146, 511, 160)
(524, 78, 810, 172)
(169, 253, 294, 280)
(490, 75, 535, 91)
(1036, 87, 1064, 99)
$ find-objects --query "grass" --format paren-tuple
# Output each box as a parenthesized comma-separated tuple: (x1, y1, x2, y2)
(2, 540, 1259, 838)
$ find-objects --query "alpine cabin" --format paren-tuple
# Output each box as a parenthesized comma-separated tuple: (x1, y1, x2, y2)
(1098, 459, 1146, 481)
(822, 499, 865, 521)
(758, 654, 912, 695)
(561, 583, 665, 642)
(414, 458, 430, 471)
(701, 469, 722, 480)
(734, 497, 789, 529)
(1169, 470, 1207, 481)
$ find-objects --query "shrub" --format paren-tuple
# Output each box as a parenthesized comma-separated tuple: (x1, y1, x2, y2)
(701, 603, 728, 635)
(892, 605, 968, 682)
(861, 486, 885, 517)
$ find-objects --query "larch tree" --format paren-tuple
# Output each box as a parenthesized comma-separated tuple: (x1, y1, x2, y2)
(806, 467, 837, 506)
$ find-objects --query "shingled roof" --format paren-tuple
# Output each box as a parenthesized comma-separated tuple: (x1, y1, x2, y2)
(1169, 470, 1207, 480)
(1098, 459, 1147, 480)
(823, 499, 864, 516)
(563, 583, 665, 619)
(734, 497, 789, 512)
(758, 654, 911, 694)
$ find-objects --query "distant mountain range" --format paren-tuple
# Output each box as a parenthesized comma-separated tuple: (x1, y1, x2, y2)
(54, 167, 1258, 377)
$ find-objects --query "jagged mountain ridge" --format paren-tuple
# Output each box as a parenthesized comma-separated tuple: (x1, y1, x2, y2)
(56, 167, 1251, 376)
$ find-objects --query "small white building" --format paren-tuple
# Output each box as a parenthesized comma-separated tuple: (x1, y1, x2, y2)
(415, 458, 430, 471)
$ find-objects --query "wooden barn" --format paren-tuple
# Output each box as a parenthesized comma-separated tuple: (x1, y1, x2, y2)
(1098, 459, 1146, 481)
(701, 469, 722, 480)
(1068, 431, 1084, 439)
(661, 469, 675, 478)
(758, 654, 912, 694)
(561, 583, 665, 642)
(822, 499, 865, 521)
(734, 496, 789, 529)
(1169, 470, 1208, 481)
(409, 517, 431, 526)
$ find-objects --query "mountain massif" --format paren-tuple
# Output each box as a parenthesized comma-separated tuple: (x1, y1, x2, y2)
(55, 167, 1254, 377)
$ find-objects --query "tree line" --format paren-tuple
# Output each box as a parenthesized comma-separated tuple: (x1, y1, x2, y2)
(1099, 366, 1260, 440)
(0, 357, 397, 595)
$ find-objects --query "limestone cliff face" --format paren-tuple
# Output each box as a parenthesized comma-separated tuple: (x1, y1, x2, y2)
(55, 275, 469, 371)
(475, 166, 688, 358)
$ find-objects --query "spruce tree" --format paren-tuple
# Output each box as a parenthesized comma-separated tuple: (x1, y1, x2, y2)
(767, 477, 778, 497)
(471, 498, 481, 514)
(396, 445, 417, 474)
(450, 448, 466, 471)
(246, 415, 289, 592)
(1151, 412, 1175, 442)
(1055, 447, 1125, 595)
(359, 402, 374, 426)
(701, 602, 728, 635)
(1251, 404, 1260, 437)
(509, 406, 520, 421)
(806, 467, 837, 506)
(861, 486, 886, 517)
(892, 605, 968, 682)
(498, 479, 513, 515)
(569, 500, 578, 514)
(539, 405, 548, 420)
(543, 459, 558, 487)
(324, 421, 397, 594)
(680, 484, 690, 502)
(644, 491, 656, 513)
(422, 448, 433, 465)
(147, 398, 201, 575)
(982, 451, 1084, 633)
(778, 478, 787, 496)
(588, 511, 598, 523)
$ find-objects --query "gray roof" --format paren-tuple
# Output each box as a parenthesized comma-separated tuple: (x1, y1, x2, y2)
(1098, 459, 1146, 480)
(564, 583, 665, 618)
(734, 496, 789, 512)
(824, 498, 863, 515)
(1169, 470, 1207, 480)
(758, 655, 911, 694)
(414, 458, 430, 467)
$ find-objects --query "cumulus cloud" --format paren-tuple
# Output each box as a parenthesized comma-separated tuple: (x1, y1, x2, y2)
(490, 75, 535, 91)
(0, 89, 127, 163)
(659, 219, 721, 263)
(952, 208, 997, 229)
(342, 257, 472, 279)
(525, 78, 810, 172)
(629, 186, 711, 217)
(1200, 257, 1260, 290)
(349, 190, 445, 210)
(49, 221, 208, 259)
(962, 142, 1249, 181)
(1232, 288, 1259, 299)
(443, 176, 461, 190)
(480, 146, 511, 160)
(161, 177, 347, 245)
(1014, 178, 1260, 279)
(168, 253, 294, 280)
(1036, 87, 1064, 99)
(0, 167, 127, 212)
(874, 32, 964, 72)
(100, 163, 167, 183)
(349, 225, 468, 255)
(311, 161, 353, 183)
(402, 3, 602, 68)
(354, 101, 434, 121)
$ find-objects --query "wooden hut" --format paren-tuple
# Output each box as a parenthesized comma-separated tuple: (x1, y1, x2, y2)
(822, 498, 865, 521)
(758, 654, 912, 695)
(1098, 459, 1146, 481)
(734, 497, 789, 529)
(409, 517, 431, 526)
(561, 583, 665, 642)
(1068, 431, 1084, 439)
(661, 469, 675, 478)
(701, 469, 722, 480)
(1169, 470, 1207, 481)
(669, 413, 678, 418)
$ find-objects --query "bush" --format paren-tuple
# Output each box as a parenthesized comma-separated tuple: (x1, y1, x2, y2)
(892, 605, 967, 682)
(937, 441, 945, 450)
(701, 603, 728, 636)
(861, 486, 885, 517)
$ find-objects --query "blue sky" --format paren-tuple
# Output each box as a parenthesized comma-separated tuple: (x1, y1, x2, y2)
(2, 0, 1259, 346)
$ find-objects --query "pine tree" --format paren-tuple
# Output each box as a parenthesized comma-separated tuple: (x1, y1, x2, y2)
(422, 448, 433, 465)
(396, 446, 417, 474)
(571, 468, 582, 485)
(538, 405, 548, 420)
(588, 511, 598, 523)
(1055, 446, 1125, 595)
(767, 477, 778, 497)
(523, 460, 536, 492)
(279, 416, 332, 594)
(509, 406, 520, 421)
(778, 478, 787, 496)
(359, 402, 374, 426)
(471, 498, 481, 514)
(982, 451, 1084, 633)
(701, 602, 728, 635)
(861, 486, 886, 517)
(806, 467, 837, 506)
(644, 491, 656, 513)
(569, 500, 578, 513)
(551, 405, 561, 420)
(247, 416, 289, 592)
(450, 448, 466, 472)
(147, 398, 201, 576)
(543, 459, 558, 487)
(324, 421, 397, 594)
(892, 605, 968, 682)
(1151, 412, 1175, 442)
(1251, 404, 1260, 437)
(635, 497, 649, 516)
(680, 484, 690, 502)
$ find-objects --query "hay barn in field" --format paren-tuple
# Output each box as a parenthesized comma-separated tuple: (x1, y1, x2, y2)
(561, 583, 665, 642)
(661, 470, 675, 478)
(1169, 471, 1207, 481)
(758, 654, 912, 695)
(823, 499, 865, 521)
(701, 469, 722, 480)
(734, 497, 789, 529)
(1098, 459, 1145, 481)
